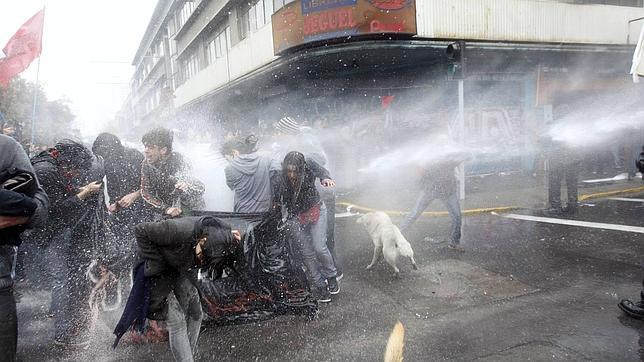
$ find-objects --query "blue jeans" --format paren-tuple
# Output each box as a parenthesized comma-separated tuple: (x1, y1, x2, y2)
(166, 276, 202, 362)
(401, 190, 462, 244)
(0, 245, 17, 361)
(299, 203, 337, 288)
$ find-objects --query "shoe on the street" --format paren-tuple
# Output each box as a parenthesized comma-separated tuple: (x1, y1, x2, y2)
(618, 299, 644, 320)
(336, 270, 344, 281)
(313, 286, 331, 303)
(447, 243, 464, 251)
(327, 277, 340, 295)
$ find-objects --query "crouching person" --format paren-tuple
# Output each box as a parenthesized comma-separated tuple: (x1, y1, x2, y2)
(134, 217, 241, 361)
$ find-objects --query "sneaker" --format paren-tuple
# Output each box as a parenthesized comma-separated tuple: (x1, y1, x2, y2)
(336, 270, 344, 281)
(447, 243, 464, 251)
(312, 286, 331, 303)
(618, 299, 644, 320)
(327, 277, 340, 295)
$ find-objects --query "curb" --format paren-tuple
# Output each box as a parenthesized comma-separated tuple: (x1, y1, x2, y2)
(338, 185, 644, 218)
(578, 185, 644, 201)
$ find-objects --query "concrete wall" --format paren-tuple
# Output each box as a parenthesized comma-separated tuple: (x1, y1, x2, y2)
(416, 0, 644, 44)
(174, 22, 276, 107)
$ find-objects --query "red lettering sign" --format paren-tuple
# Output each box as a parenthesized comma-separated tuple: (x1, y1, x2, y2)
(303, 8, 357, 36)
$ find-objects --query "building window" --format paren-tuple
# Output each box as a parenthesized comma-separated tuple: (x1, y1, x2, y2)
(178, 0, 199, 29)
(241, 0, 273, 37)
(180, 48, 200, 85)
(206, 26, 231, 65)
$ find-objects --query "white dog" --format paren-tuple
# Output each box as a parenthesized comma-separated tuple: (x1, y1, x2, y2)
(357, 212, 418, 276)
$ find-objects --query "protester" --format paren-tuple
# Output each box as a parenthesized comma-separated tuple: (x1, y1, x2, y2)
(131, 216, 241, 361)
(276, 151, 339, 302)
(30, 139, 102, 347)
(221, 135, 279, 213)
(400, 154, 463, 249)
(93, 132, 151, 258)
(618, 148, 644, 320)
(273, 116, 343, 279)
(140, 128, 205, 219)
(543, 105, 581, 215)
(0, 134, 48, 361)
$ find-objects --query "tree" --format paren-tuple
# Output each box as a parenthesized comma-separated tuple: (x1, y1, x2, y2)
(0, 76, 77, 149)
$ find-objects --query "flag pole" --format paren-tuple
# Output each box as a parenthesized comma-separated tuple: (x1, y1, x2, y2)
(30, 5, 45, 154)
(30, 56, 41, 152)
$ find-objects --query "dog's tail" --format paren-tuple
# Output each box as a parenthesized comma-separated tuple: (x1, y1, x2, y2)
(384, 321, 405, 362)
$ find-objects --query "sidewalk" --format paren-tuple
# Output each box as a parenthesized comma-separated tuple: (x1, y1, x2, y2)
(337, 171, 644, 216)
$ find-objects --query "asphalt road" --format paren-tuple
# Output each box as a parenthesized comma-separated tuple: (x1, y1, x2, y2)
(16, 193, 644, 361)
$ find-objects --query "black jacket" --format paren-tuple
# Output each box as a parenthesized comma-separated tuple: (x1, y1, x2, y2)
(135, 216, 234, 278)
(277, 158, 331, 216)
(31, 151, 89, 241)
(135, 216, 235, 320)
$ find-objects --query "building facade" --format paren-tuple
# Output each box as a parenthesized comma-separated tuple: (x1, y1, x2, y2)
(121, 0, 644, 176)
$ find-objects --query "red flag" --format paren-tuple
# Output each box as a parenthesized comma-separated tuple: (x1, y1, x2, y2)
(0, 9, 45, 88)
(381, 95, 395, 109)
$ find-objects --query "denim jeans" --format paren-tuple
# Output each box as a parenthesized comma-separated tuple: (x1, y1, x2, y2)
(0, 245, 17, 362)
(299, 203, 337, 288)
(166, 276, 202, 362)
(401, 190, 462, 244)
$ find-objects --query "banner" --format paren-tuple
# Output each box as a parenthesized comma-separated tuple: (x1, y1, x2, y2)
(272, 0, 416, 54)
(0, 9, 45, 87)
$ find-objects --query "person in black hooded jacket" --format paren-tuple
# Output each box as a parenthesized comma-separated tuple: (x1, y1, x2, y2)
(134, 216, 241, 362)
(93, 133, 151, 269)
(30, 139, 103, 347)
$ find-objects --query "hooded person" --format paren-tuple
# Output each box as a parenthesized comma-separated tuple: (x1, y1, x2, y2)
(221, 135, 280, 214)
(117, 216, 241, 361)
(0, 134, 48, 361)
(30, 139, 104, 347)
(93, 133, 151, 267)
(275, 151, 339, 303)
(272, 117, 343, 279)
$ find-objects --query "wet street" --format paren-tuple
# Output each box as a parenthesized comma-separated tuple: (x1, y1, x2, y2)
(17, 192, 644, 361)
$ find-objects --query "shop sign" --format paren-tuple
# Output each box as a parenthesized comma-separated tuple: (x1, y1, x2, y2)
(272, 0, 416, 54)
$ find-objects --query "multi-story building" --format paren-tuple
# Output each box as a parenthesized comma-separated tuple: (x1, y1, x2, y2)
(122, 0, 644, 174)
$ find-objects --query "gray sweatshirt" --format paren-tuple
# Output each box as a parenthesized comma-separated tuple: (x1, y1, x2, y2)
(224, 153, 278, 213)
(0, 134, 48, 230)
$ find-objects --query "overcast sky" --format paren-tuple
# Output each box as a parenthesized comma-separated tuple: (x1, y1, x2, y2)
(0, 0, 157, 138)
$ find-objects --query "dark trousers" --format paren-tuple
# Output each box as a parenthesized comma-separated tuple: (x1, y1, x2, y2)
(0, 245, 17, 362)
(48, 231, 92, 342)
(548, 160, 579, 209)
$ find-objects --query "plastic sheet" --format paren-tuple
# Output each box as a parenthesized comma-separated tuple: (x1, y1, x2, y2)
(194, 211, 318, 323)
